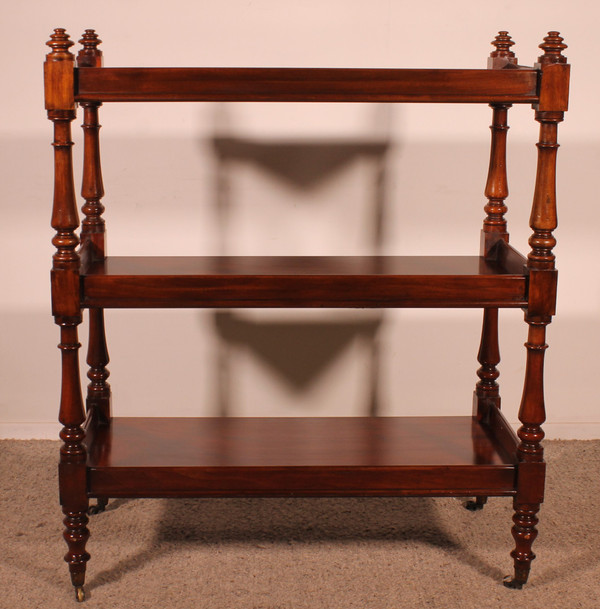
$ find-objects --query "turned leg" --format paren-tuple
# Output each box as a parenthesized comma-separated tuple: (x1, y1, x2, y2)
(46, 29, 95, 601)
(62, 505, 91, 601)
(58, 324, 91, 601)
(504, 319, 548, 588)
(503, 35, 567, 585)
(504, 501, 540, 588)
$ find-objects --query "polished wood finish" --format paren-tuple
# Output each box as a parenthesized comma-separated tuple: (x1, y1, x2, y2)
(482, 104, 510, 255)
(504, 33, 568, 589)
(81, 253, 528, 308)
(77, 32, 111, 429)
(45, 29, 90, 597)
(75, 67, 539, 104)
(86, 417, 516, 497)
(474, 308, 501, 418)
(487, 31, 518, 69)
(474, 34, 513, 428)
(45, 29, 569, 599)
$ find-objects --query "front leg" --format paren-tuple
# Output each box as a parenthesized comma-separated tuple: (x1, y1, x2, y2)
(504, 501, 540, 588)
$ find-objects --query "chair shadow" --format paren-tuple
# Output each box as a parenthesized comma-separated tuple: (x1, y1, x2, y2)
(86, 496, 505, 593)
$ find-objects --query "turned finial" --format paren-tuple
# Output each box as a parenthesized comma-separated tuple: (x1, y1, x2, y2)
(488, 31, 518, 68)
(538, 31, 567, 64)
(78, 29, 103, 67)
(491, 31, 516, 59)
(46, 28, 74, 59)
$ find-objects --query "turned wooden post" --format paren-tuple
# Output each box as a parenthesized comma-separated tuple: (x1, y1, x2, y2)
(78, 28, 105, 263)
(474, 94, 510, 419)
(473, 307, 501, 422)
(473, 32, 515, 425)
(469, 32, 517, 510)
(45, 29, 89, 603)
(77, 30, 111, 429)
(481, 103, 510, 256)
(482, 31, 516, 258)
(505, 32, 570, 589)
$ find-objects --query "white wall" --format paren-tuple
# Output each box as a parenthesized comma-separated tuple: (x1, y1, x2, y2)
(1, 1, 598, 439)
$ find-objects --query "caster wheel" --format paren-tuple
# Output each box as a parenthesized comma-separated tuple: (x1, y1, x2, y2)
(503, 575, 523, 589)
(75, 586, 85, 602)
(88, 498, 108, 515)
(465, 500, 484, 511)
(465, 496, 487, 511)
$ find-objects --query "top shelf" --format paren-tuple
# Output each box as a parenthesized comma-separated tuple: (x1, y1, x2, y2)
(75, 67, 540, 104)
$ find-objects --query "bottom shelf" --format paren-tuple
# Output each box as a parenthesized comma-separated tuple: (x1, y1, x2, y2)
(85, 416, 518, 498)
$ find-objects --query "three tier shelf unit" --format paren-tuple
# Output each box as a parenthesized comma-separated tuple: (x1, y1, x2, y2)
(44, 29, 570, 602)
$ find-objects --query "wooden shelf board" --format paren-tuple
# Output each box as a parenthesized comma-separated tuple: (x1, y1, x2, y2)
(86, 416, 518, 497)
(81, 255, 528, 308)
(75, 67, 539, 104)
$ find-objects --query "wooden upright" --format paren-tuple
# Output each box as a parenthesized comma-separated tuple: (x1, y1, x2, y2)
(506, 31, 569, 588)
(45, 29, 569, 601)
(45, 28, 89, 603)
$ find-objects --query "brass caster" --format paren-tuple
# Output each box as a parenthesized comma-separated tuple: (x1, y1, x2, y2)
(75, 586, 85, 602)
(502, 575, 523, 589)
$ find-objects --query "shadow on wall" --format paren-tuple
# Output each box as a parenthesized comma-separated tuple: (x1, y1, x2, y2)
(206, 103, 393, 417)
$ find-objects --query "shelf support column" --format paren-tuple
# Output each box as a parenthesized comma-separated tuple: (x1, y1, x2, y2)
(481, 102, 511, 256)
(474, 34, 515, 427)
(473, 308, 501, 422)
(505, 32, 569, 589)
(78, 31, 111, 429)
(474, 98, 510, 421)
(45, 29, 90, 602)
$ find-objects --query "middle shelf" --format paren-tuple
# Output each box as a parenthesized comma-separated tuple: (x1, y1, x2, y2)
(81, 253, 528, 309)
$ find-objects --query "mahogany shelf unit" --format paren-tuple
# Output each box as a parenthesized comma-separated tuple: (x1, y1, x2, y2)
(45, 29, 570, 602)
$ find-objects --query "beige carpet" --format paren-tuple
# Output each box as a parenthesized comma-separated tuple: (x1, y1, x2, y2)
(1, 439, 599, 608)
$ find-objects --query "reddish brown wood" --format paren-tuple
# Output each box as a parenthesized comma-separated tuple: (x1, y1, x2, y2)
(77, 29, 103, 68)
(481, 104, 510, 256)
(86, 416, 517, 496)
(44, 29, 76, 113)
(474, 48, 514, 431)
(536, 32, 570, 113)
(45, 29, 89, 601)
(85, 308, 111, 424)
(45, 29, 570, 599)
(505, 319, 547, 588)
(503, 32, 568, 591)
(76, 32, 111, 429)
(473, 308, 501, 422)
(488, 31, 518, 69)
(75, 67, 540, 104)
(81, 255, 528, 308)
(79, 102, 105, 266)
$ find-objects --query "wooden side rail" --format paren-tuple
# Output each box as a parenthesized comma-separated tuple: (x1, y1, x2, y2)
(75, 67, 539, 103)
